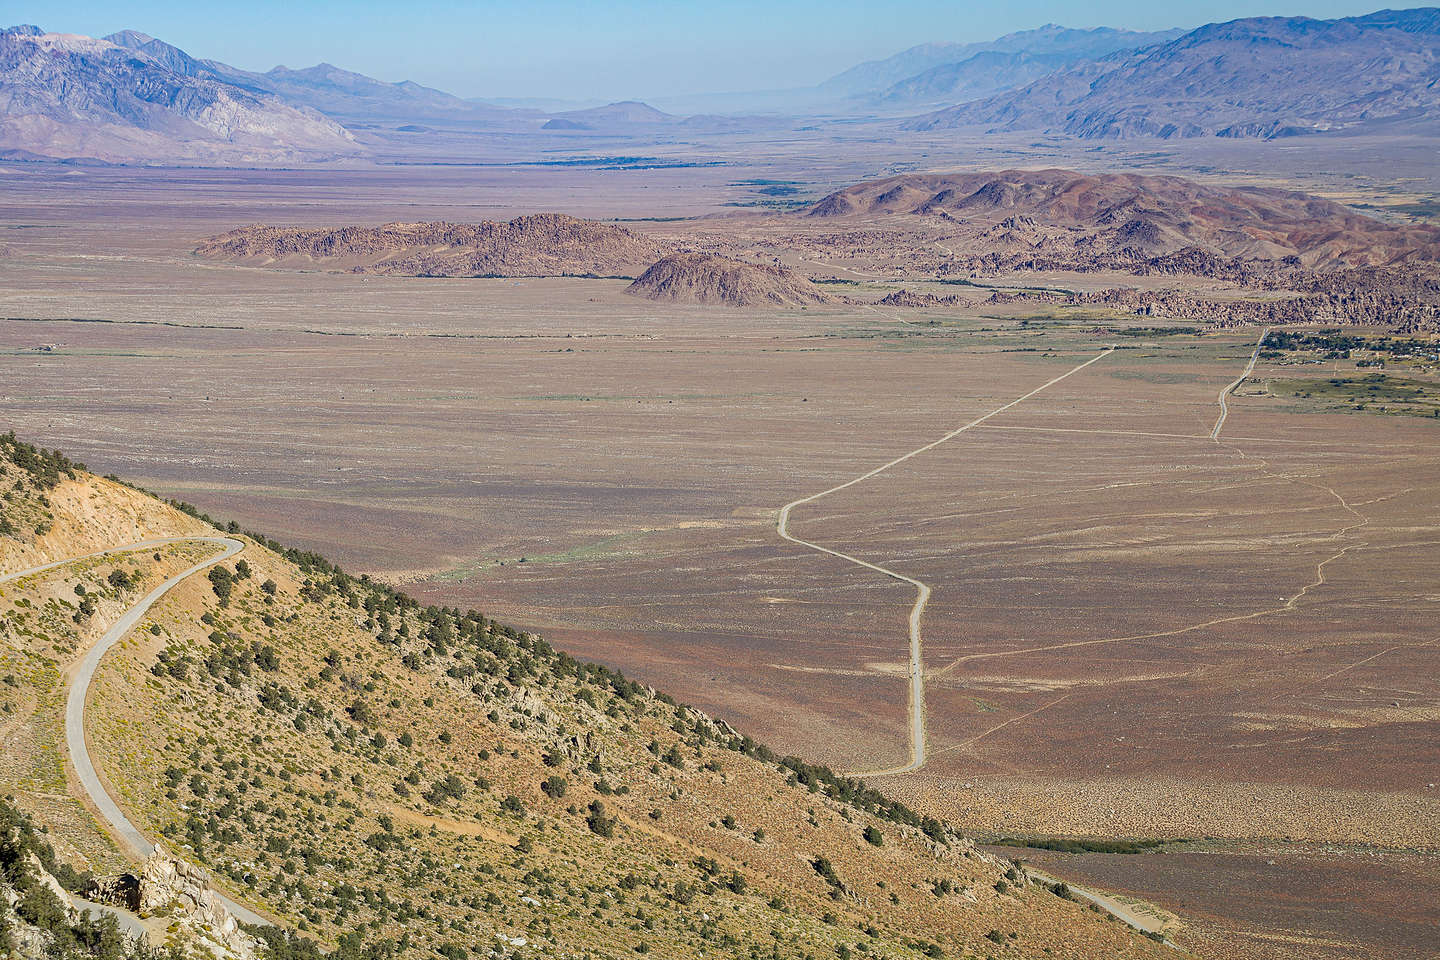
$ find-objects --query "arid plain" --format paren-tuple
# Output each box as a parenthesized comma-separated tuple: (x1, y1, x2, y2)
(3, 161, 1438, 959)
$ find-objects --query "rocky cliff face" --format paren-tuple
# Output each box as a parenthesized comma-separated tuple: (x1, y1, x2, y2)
(1, 798, 256, 960)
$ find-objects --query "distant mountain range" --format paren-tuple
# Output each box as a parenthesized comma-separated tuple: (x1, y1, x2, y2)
(906, 8, 1440, 138)
(821, 24, 1186, 104)
(2, 9, 1438, 163)
(542, 100, 674, 130)
(0, 25, 358, 163)
(0, 25, 690, 162)
(102, 29, 513, 123)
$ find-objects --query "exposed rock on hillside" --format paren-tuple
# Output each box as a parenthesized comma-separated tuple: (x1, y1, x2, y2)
(85, 846, 259, 958)
(875, 289, 962, 308)
(809, 169, 1440, 270)
(196, 214, 667, 277)
(907, 9, 1440, 138)
(989, 284, 1440, 331)
(625, 252, 840, 307)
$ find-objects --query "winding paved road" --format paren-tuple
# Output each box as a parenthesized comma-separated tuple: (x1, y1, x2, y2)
(1, 536, 270, 927)
(776, 347, 1115, 776)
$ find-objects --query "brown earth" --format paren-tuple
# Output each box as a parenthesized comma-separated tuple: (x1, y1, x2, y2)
(2, 161, 1439, 959)
(986, 842, 1440, 960)
(625, 252, 839, 307)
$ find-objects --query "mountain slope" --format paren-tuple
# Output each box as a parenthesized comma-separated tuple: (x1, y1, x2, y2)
(625, 253, 841, 306)
(821, 24, 1184, 98)
(0, 26, 358, 163)
(103, 30, 509, 123)
(196, 214, 667, 277)
(807, 169, 1440, 269)
(0, 432, 1172, 959)
(877, 50, 1080, 106)
(908, 8, 1440, 138)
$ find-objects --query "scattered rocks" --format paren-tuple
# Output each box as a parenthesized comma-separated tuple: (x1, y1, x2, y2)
(875, 289, 962, 308)
(196, 214, 665, 279)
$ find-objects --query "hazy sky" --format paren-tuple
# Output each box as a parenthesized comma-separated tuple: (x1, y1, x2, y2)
(12, 0, 1400, 101)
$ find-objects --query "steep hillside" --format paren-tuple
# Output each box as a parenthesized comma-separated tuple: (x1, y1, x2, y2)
(626, 253, 841, 307)
(877, 51, 1079, 107)
(820, 24, 1183, 98)
(0, 432, 1173, 960)
(908, 8, 1440, 137)
(808, 169, 1440, 269)
(0, 26, 358, 163)
(196, 215, 667, 278)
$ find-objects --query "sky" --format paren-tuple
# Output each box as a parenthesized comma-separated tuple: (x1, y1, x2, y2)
(8, 0, 1402, 101)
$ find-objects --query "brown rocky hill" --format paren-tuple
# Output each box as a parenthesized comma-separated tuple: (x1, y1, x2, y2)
(808, 169, 1440, 269)
(625, 252, 841, 307)
(196, 213, 666, 277)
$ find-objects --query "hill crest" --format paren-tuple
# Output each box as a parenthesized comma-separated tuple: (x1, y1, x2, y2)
(196, 214, 667, 278)
(625, 252, 841, 307)
(808, 168, 1440, 269)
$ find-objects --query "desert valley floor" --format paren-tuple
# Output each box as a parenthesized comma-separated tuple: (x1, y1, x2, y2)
(2, 163, 1437, 959)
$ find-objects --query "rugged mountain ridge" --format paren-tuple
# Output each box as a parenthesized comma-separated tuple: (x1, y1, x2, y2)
(196, 214, 667, 278)
(625, 253, 841, 306)
(103, 30, 513, 123)
(808, 169, 1440, 269)
(908, 8, 1440, 138)
(0, 25, 358, 163)
(821, 24, 1184, 99)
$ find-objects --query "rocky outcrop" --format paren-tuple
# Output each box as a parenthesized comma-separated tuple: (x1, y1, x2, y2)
(625, 253, 840, 307)
(87, 845, 259, 959)
(810, 170, 1440, 270)
(875, 290, 961, 308)
(986, 285, 1440, 331)
(196, 214, 666, 279)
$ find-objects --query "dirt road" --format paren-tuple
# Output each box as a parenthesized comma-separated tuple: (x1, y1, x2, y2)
(1210, 328, 1269, 440)
(776, 347, 1115, 776)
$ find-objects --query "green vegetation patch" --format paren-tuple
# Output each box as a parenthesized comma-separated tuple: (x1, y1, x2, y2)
(1265, 374, 1440, 417)
(992, 836, 1166, 855)
(1113, 326, 1200, 338)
